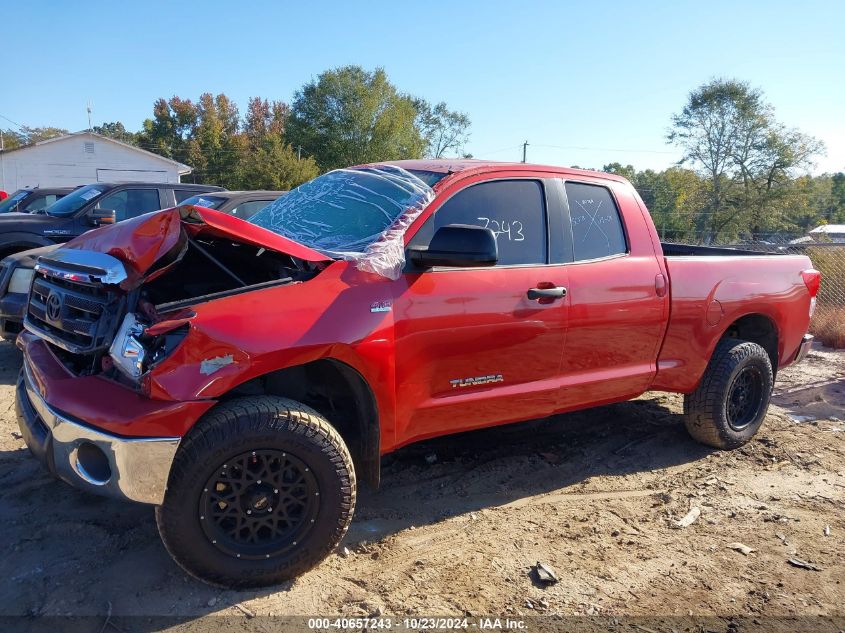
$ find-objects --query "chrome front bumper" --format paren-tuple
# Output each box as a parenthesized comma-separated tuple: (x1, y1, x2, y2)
(15, 359, 180, 505)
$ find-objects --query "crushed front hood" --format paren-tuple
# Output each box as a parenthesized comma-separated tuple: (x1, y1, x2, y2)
(61, 205, 332, 285)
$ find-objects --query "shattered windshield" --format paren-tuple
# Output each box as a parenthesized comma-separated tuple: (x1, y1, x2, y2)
(248, 165, 434, 257)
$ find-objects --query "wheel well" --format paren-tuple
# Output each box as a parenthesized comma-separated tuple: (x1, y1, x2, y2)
(227, 360, 380, 489)
(721, 314, 779, 374)
(0, 244, 36, 260)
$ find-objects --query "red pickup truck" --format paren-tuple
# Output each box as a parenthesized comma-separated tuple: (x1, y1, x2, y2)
(15, 160, 819, 587)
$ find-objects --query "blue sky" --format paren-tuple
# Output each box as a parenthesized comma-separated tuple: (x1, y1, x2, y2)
(3, 0, 843, 173)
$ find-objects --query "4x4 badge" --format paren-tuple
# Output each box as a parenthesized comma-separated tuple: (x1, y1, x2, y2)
(370, 300, 392, 313)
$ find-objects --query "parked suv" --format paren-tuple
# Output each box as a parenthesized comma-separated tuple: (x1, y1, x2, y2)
(0, 181, 224, 337)
(179, 191, 286, 220)
(0, 181, 224, 260)
(0, 187, 75, 214)
(0, 189, 284, 339)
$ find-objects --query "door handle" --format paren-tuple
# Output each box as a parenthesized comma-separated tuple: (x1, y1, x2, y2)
(527, 286, 567, 301)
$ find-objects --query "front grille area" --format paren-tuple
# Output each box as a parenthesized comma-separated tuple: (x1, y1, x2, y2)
(25, 269, 125, 354)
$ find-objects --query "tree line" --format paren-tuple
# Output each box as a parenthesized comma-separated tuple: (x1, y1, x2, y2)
(1, 65, 471, 191)
(2, 71, 842, 242)
(598, 79, 840, 243)
(602, 163, 844, 244)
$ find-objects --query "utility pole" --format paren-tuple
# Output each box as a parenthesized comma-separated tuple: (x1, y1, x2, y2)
(522, 140, 529, 163)
(86, 101, 93, 132)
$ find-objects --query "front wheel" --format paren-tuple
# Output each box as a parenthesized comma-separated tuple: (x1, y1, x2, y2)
(156, 396, 356, 588)
(683, 338, 774, 449)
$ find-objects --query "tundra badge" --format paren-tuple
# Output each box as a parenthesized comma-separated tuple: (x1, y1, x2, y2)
(450, 374, 504, 389)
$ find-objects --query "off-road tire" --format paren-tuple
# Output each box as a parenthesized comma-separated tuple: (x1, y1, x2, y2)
(683, 338, 773, 449)
(156, 396, 356, 588)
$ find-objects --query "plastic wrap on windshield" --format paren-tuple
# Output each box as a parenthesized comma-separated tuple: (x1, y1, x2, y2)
(249, 165, 434, 280)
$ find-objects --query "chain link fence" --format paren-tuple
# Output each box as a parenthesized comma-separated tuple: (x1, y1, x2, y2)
(664, 234, 845, 348)
(791, 243, 844, 348)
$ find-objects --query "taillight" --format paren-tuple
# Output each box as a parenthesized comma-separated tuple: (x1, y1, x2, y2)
(801, 269, 821, 297)
(801, 269, 821, 318)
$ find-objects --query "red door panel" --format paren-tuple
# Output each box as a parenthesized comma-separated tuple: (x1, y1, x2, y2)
(557, 254, 664, 409)
(393, 265, 568, 446)
(555, 180, 667, 410)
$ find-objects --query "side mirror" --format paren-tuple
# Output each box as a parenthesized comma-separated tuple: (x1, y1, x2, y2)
(87, 207, 116, 226)
(408, 224, 498, 268)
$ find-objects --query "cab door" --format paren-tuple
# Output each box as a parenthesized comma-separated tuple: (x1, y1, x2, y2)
(555, 179, 667, 410)
(392, 175, 570, 446)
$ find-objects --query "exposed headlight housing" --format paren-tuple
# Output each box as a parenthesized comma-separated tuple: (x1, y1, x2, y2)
(108, 312, 190, 389)
(109, 313, 146, 380)
(8, 267, 35, 294)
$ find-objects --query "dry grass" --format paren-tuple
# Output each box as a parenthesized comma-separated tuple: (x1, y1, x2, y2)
(810, 305, 845, 349)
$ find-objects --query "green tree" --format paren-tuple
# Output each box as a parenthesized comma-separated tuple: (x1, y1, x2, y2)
(239, 97, 316, 189)
(602, 162, 638, 183)
(668, 79, 760, 240)
(830, 173, 845, 223)
(1, 126, 68, 149)
(286, 66, 425, 171)
(668, 79, 823, 242)
(93, 121, 138, 145)
(415, 100, 471, 158)
(0, 129, 24, 150)
(185, 93, 244, 187)
(138, 97, 197, 163)
(240, 137, 319, 190)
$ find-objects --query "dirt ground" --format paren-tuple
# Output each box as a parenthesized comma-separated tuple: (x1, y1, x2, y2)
(0, 340, 843, 629)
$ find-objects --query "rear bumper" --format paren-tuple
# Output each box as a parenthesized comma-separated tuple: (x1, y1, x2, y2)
(16, 358, 181, 504)
(794, 333, 814, 364)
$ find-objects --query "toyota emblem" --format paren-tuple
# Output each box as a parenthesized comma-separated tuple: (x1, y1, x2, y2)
(46, 292, 62, 322)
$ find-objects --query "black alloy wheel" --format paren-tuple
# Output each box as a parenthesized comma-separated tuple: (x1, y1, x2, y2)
(200, 449, 319, 560)
(725, 365, 764, 431)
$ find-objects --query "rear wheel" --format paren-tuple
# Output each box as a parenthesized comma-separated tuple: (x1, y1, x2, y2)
(156, 396, 356, 588)
(683, 338, 773, 449)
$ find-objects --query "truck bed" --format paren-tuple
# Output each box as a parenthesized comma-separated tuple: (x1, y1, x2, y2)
(660, 242, 783, 257)
(654, 247, 814, 393)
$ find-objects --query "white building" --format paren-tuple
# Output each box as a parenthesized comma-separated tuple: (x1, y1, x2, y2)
(0, 131, 192, 191)
(808, 224, 845, 243)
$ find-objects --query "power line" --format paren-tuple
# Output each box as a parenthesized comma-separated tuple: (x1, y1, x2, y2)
(473, 144, 523, 156)
(0, 113, 25, 129)
(533, 143, 678, 155)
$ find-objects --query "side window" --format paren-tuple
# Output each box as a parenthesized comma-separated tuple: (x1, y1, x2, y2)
(125, 189, 162, 218)
(96, 190, 129, 220)
(229, 200, 272, 219)
(23, 194, 58, 212)
(564, 182, 627, 261)
(428, 180, 547, 265)
(98, 189, 161, 221)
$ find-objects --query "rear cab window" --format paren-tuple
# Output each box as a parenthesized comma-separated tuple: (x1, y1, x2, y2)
(563, 181, 627, 261)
